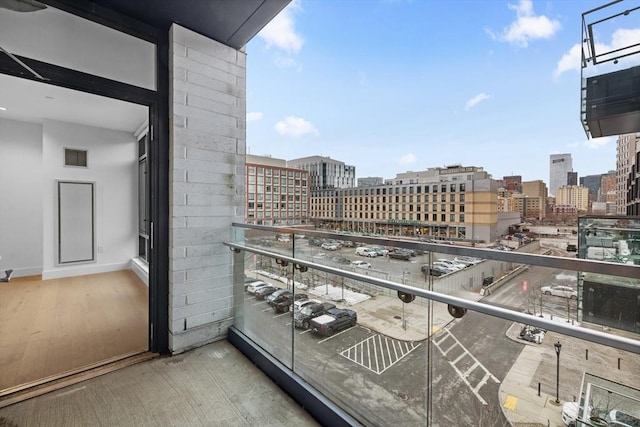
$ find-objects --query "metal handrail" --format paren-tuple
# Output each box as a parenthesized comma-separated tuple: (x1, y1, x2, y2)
(232, 222, 640, 280)
(225, 240, 640, 354)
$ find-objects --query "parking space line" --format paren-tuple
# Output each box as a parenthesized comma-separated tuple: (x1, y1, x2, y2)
(317, 326, 355, 344)
(340, 334, 421, 375)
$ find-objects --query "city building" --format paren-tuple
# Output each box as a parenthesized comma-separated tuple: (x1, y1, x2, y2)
(522, 180, 548, 199)
(580, 174, 603, 203)
(513, 194, 546, 220)
(358, 176, 384, 187)
(549, 153, 573, 197)
(245, 155, 310, 226)
(287, 155, 356, 190)
(567, 171, 578, 186)
(503, 175, 522, 192)
(556, 185, 589, 212)
(616, 134, 639, 214)
(311, 165, 499, 243)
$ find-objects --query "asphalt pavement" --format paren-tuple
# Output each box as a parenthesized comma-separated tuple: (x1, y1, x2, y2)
(347, 289, 640, 427)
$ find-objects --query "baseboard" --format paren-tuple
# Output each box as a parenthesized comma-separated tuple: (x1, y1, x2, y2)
(130, 257, 149, 286)
(42, 262, 130, 280)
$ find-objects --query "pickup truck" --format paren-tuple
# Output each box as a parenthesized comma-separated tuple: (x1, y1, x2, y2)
(293, 302, 336, 329)
(310, 308, 357, 336)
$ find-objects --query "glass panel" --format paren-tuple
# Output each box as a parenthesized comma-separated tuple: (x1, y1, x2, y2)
(231, 226, 640, 426)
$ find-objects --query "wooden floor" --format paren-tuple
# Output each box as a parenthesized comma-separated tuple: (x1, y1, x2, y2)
(0, 270, 148, 394)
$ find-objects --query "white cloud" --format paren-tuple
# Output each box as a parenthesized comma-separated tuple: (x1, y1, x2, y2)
(247, 112, 263, 122)
(555, 28, 640, 77)
(488, 0, 560, 47)
(274, 116, 318, 137)
(554, 44, 582, 77)
(465, 93, 490, 110)
(258, 2, 304, 54)
(398, 153, 417, 166)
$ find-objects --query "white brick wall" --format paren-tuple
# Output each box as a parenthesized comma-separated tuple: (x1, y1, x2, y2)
(168, 24, 245, 354)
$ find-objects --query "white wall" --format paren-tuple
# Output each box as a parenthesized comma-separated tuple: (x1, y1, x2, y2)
(42, 119, 138, 279)
(0, 118, 44, 276)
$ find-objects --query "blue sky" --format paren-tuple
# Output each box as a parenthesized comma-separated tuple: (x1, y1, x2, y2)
(246, 0, 640, 184)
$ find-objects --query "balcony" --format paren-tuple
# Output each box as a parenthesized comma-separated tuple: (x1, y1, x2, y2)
(1, 224, 639, 426)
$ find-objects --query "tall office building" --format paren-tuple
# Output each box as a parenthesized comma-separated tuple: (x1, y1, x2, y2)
(549, 153, 573, 197)
(616, 133, 639, 214)
(567, 171, 578, 186)
(287, 155, 356, 191)
(580, 174, 603, 203)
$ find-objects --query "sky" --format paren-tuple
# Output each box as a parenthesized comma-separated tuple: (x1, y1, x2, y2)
(245, 0, 640, 184)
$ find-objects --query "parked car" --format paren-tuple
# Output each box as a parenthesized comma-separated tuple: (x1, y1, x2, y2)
(370, 246, 389, 256)
(273, 293, 308, 313)
(246, 281, 270, 294)
(294, 302, 336, 329)
(605, 410, 640, 427)
(310, 308, 357, 336)
(355, 247, 377, 257)
(421, 265, 453, 276)
(436, 259, 467, 270)
(330, 255, 352, 265)
(254, 285, 278, 299)
(351, 260, 371, 269)
(562, 397, 593, 427)
(321, 242, 340, 251)
(566, 244, 578, 252)
(541, 285, 578, 299)
(292, 298, 321, 313)
(519, 325, 545, 344)
(266, 289, 292, 306)
(388, 250, 412, 260)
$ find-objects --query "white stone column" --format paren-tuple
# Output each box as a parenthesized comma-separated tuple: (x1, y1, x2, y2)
(168, 24, 246, 353)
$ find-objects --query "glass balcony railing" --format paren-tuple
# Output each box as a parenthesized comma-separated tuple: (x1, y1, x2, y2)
(228, 224, 640, 426)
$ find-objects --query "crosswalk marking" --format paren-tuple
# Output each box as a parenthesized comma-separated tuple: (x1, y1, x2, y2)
(433, 327, 499, 405)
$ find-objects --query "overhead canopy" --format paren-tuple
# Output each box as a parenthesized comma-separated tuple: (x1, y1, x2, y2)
(93, 0, 292, 49)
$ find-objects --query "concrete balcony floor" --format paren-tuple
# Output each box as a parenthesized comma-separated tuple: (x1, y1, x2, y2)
(0, 340, 319, 427)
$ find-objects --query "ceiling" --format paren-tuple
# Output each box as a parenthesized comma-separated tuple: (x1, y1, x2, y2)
(0, 73, 148, 133)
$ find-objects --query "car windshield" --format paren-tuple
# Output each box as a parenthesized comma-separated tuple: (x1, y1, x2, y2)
(300, 306, 315, 315)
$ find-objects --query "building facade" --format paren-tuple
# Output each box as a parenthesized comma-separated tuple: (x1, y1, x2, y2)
(287, 155, 356, 190)
(311, 165, 498, 243)
(549, 153, 573, 197)
(556, 185, 589, 212)
(616, 134, 639, 214)
(246, 155, 310, 226)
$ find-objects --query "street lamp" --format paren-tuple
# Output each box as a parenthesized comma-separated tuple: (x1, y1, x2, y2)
(554, 341, 562, 404)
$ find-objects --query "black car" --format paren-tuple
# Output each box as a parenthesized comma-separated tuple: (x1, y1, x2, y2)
(420, 265, 450, 276)
(310, 308, 357, 336)
(389, 251, 411, 260)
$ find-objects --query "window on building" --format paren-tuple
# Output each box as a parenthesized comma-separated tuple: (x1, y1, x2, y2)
(441, 194, 446, 202)
(441, 214, 446, 221)
(450, 194, 455, 202)
(460, 214, 465, 222)
(450, 214, 455, 222)
(460, 194, 465, 202)
(432, 185, 438, 193)
(432, 214, 437, 221)
(441, 184, 447, 192)
(441, 204, 446, 212)
(450, 184, 456, 192)
(460, 183, 465, 191)
(460, 205, 465, 212)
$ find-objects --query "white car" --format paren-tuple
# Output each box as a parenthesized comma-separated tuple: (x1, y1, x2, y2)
(351, 260, 372, 269)
(246, 281, 271, 294)
(355, 247, 378, 257)
(321, 242, 340, 251)
(292, 298, 320, 313)
(541, 285, 577, 299)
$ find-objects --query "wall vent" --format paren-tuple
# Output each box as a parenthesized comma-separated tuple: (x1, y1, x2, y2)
(64, 148, 87, 167)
